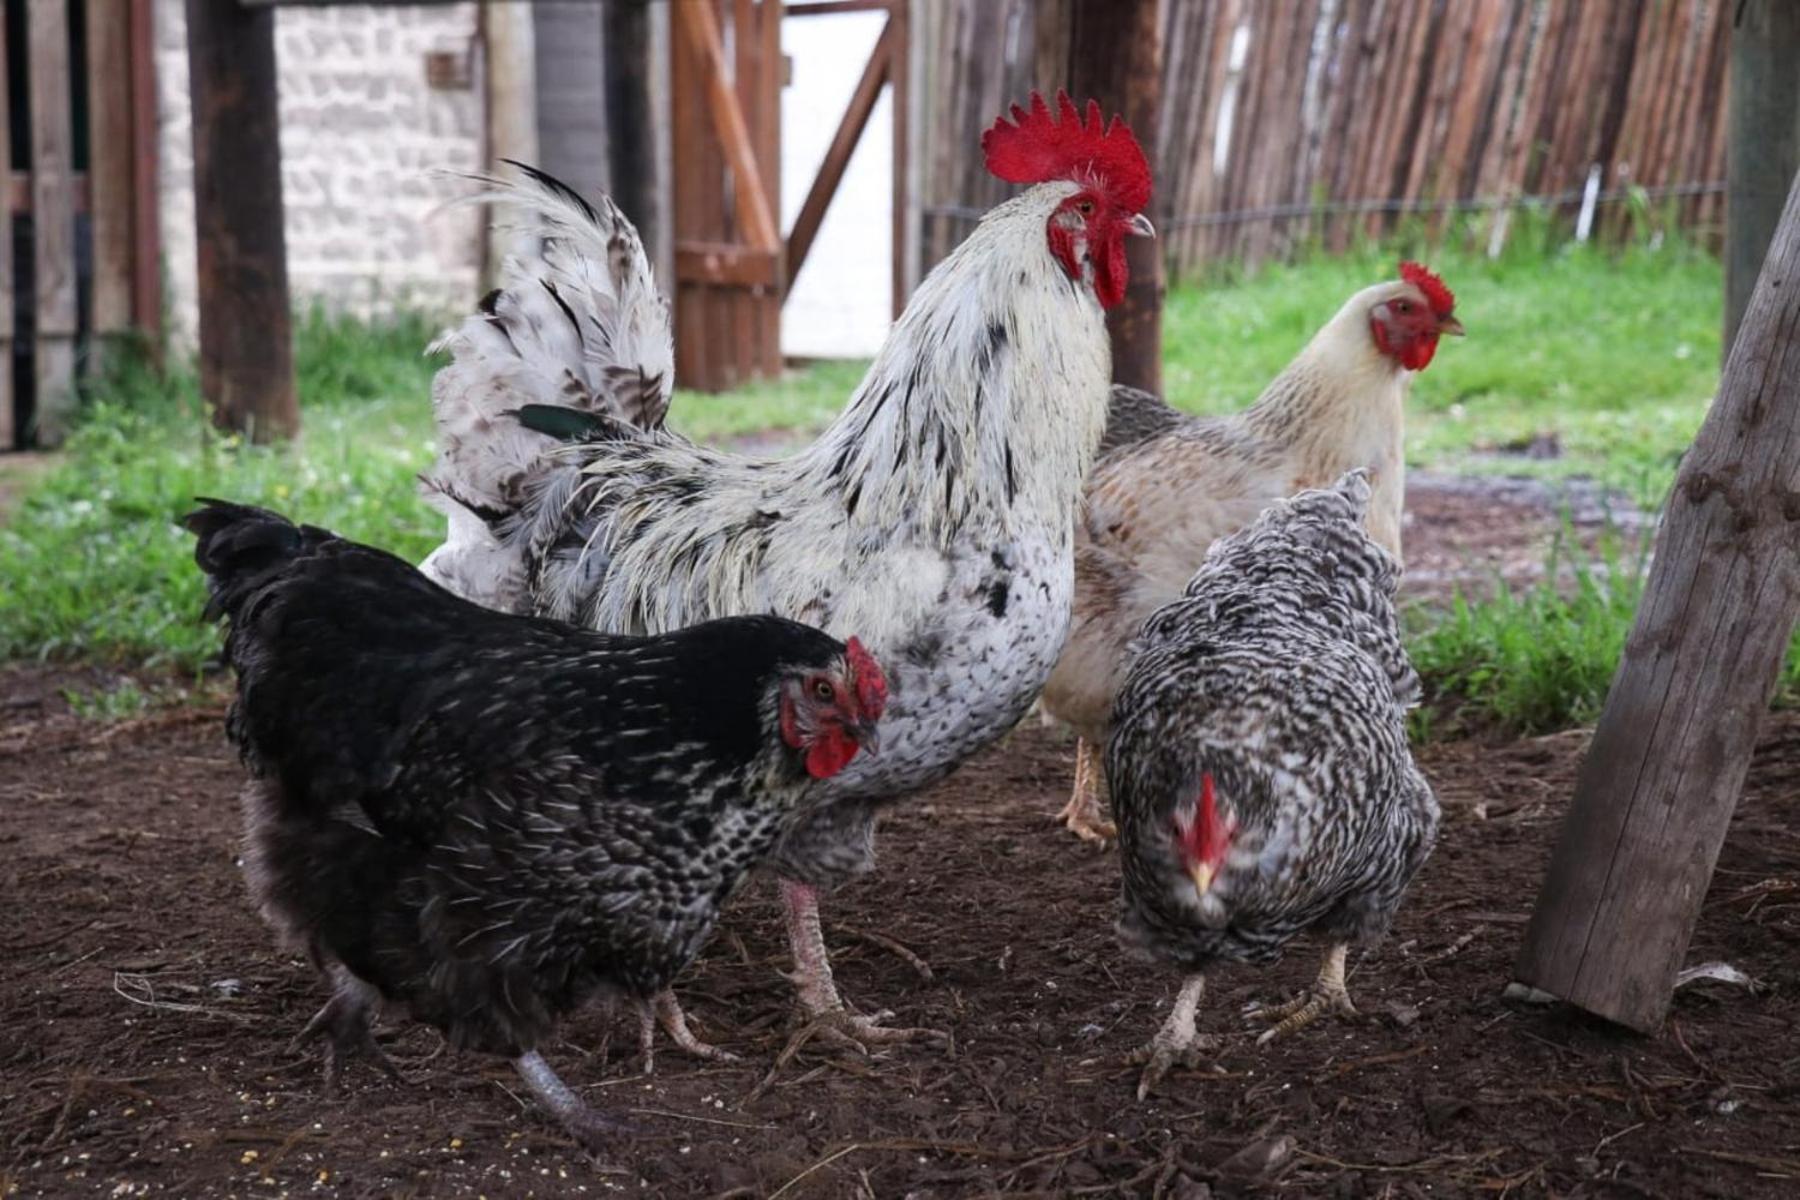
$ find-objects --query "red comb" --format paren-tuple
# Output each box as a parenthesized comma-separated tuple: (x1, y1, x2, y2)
(982, 90, 1151, 214)
(845, 637, 887, 719)
(1174, 773, 1227, 864)
(1400, 261, 1455, 319)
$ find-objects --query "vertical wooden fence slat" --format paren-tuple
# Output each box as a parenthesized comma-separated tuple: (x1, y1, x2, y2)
(87, 0, 136, 369)
(28, 0, 77, 447)
(186, 0, 299, 442)
(0, 6, 12, 450)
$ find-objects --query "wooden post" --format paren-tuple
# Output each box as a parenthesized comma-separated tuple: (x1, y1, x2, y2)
(1061, 0, 1166, 395)
(1724, 0, 1800, 356)
(1513, 164, 1800, 1034)
(186, 0, 298, 442)
(481, 0, 539, 291)
(28, 0, 78, 447)
(604, 0, 669, 278)
(0, 7, 12, 449)
(87, 0, 137, 372)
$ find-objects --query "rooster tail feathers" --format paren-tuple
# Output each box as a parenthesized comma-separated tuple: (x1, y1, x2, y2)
(184, 499, 310, 625)
(421, 164, 671, 605)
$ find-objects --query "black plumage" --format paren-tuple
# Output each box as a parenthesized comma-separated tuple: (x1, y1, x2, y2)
(186, 500, 883, 1147)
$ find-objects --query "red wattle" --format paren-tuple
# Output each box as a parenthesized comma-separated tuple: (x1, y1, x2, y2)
(805, 728, 860, 779)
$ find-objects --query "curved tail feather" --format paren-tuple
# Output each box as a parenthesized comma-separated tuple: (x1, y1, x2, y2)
(420, 164, 673, 610)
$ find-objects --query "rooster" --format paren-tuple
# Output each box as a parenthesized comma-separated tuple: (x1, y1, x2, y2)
(186, 500, 884, 1149)
(1042, 263, 1460, 843)
(417, 92, 1154, 1049)
(1107, 471, 1439, 1099)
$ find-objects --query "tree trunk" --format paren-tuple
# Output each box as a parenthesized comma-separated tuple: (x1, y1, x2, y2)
(1724, 0, 1800, 356)
(1513, 164, 1800, 1034)
(186, 0, 298, 442)
(1060, 0, 1166, 395)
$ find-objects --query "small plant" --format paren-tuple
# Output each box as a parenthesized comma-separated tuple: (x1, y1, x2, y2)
(61, 677, 157, 722)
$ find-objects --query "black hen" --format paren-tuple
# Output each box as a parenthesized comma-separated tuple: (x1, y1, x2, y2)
(186, 500, 885, 1148)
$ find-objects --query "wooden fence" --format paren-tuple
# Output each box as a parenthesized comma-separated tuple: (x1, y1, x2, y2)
(919, 0, 1731, 277)
(3, 0, 160, 450)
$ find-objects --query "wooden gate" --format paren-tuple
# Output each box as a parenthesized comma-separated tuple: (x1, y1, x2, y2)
(670, 0, 909, 393)
(3, 0, 161, 450)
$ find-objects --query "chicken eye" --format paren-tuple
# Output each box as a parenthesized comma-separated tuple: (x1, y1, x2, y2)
(1075, 198, 1096, 217)
(812, 679, 836, 702)
(1393, 300, 1412, 313)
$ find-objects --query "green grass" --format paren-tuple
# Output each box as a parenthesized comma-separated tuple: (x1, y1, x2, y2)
(0, 238, 1748, 735)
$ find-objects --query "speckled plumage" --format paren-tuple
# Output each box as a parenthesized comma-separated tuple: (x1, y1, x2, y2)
(419, 170, 1115, 893)
(1109, 471, 1438, 973)
(187, 500, 854, 1060)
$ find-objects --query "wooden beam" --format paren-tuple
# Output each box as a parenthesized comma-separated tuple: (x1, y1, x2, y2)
(785, 20, 893, 292)
(676, 241, 780, 288)
(1061, 0, 1166, 395)
(130, 0, 162, 341)
(1514, 164, 1800, 1034)
(1724, 0, 1800, 356)
(481, 0, 538, 291)
(787, 0, 895, 15)
(87, 0, 137, 348)
(603, 0, 667, 275)
(672, 0, 781, 254)
(28, 0, 78, 447)
(890, 0, 912, 319)
(186, 0, 299, 442)
(0, 6, 12, 450)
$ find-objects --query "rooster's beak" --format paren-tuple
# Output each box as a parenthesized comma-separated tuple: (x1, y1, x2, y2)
(1127, 212, 1156, 239)
(854, 721, 882, 758)
(1438, 314, 1465, 337)
(1188, 862, 1215, 896)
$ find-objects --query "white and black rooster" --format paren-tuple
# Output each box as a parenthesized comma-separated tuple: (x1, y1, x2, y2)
(1108, 470, 1439, 1099)
(419, 92, 1155, 1051)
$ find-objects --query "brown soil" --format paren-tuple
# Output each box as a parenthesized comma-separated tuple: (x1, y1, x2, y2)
(3, 661, 1797, 1199)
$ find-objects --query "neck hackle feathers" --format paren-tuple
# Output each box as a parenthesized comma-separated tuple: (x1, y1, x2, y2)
(1399, 261, 1455, 319)
(982, 90, 1151, 214)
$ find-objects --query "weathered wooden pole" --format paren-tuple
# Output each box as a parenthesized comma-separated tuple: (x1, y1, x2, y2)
(1724, 0, 1800, 356)
(1514, 165, 1800, 1034)
(1060, 0, 1166, 395)
(186, 0, 298, 442)
(603, 0, 668, 278)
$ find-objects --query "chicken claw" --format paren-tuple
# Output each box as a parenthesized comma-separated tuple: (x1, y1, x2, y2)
(1129, 974, 1212, 1100)
(781, 880, 948, 1052)
(636, 990, 740, 1074)
(1056, 739, 1117, 844)
(1247, 943, 1359, 1046)
(293, 972, 408, 1089)
(514, 1049, 640, 1155)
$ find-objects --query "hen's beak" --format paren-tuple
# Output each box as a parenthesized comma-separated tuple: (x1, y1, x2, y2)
(1127, 212, 1156, 239)
(853, 720, 882, 758)
(1188, 862, 1215, 896)
(1438, 314, 1466, 337)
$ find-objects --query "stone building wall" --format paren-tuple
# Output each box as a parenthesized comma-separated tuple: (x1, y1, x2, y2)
(154, 0, 485, 346)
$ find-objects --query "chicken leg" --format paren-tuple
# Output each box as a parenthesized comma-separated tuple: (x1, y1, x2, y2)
(514, 1049, 637, 1153)
(1056, 738, 1117, 844)
(781, 879, 944, 1050)
(293, 968, 406, 1088)
(1129, 974, 1217, 1100)
(634, 989, 738, 1074)
(1248, 943, 1359, 1046)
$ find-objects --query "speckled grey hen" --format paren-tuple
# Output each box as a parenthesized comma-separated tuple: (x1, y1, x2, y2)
(1107, 470, 1438, 1100)
(185, 500, 884, 1150)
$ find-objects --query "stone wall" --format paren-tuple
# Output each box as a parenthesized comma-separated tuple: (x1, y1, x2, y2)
(154, 0, 485, 346)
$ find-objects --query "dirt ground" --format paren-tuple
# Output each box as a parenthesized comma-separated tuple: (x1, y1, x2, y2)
(6, 475, 1795, 1199)
(3, 658, 1798, 1199)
